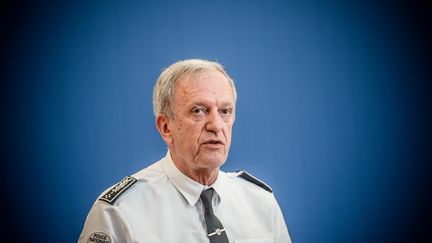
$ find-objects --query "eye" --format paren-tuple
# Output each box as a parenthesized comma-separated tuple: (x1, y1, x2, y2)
(219, 107, 233, 116)
(191, 107, 207, 115)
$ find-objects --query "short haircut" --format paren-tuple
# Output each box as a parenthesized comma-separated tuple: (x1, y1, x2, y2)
(153, 59, 237, 117)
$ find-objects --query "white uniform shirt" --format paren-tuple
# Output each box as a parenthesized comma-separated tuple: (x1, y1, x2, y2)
(78, 152, 292, 243)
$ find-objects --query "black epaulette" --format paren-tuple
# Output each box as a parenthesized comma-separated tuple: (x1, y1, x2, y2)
(99, 176, 137, 205)
(237, 170, 273, 193)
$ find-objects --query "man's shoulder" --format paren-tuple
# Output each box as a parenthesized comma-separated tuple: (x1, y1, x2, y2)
(96, 159, 165, 206)
(98, 176, 138, 205)
(225, 170, 273, 193)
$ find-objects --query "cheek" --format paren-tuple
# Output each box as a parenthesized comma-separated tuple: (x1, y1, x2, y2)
(171, 122, 183, 144)
(224, 123, 233, 136)
(177, 121, 201, 145)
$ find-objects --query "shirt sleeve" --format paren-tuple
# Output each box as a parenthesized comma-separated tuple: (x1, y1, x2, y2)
(78, 202, 133, 243)
(272, 194, 292, 243)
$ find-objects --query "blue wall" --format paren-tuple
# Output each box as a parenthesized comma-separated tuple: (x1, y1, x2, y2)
(2, 0, 431, 242)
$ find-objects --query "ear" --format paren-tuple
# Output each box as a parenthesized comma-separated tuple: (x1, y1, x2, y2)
(155, 114, 173, 145)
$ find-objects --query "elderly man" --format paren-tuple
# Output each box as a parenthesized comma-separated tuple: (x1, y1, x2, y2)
(79, 59, 292, 243)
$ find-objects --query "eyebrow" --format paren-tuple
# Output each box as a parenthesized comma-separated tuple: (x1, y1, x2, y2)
(190, 101, 234, 108)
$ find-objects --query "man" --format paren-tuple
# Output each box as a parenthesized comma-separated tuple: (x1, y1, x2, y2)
(78, 59, 292, 243)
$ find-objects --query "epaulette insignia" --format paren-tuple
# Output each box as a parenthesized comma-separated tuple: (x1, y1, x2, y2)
(237, 170, 273, 193)
(99, 176, 137, 204)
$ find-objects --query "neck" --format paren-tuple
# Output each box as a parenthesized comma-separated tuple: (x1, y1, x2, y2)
(188, 168, 218, 185)
(171, 157, 219, 186)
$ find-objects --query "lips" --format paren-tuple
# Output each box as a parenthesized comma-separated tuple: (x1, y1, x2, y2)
(202, 139, 224, 145)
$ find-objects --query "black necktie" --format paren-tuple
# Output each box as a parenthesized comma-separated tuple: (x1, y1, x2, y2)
(200, 188, 229, 243)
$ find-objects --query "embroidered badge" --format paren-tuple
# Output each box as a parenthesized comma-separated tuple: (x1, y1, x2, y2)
(99, 176, 137, 204)
(87, 232, 111, 243)
(238, 170, 273, 193)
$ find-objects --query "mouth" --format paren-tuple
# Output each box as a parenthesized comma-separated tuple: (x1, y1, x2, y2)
(202, 139, 224, 146)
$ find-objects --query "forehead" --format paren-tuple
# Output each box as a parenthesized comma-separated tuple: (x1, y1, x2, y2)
(174, 71, 235, 105)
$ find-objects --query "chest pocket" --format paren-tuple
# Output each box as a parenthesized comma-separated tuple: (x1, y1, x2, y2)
(234, 240, 274, 243)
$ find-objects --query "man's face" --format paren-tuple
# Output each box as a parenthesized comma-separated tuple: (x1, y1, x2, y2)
(167, 71, 235, 171)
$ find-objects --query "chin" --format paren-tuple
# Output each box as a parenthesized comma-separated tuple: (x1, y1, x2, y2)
(198, 154, 227, 169)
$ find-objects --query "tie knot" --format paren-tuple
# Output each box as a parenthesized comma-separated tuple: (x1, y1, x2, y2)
(200, 188, 214, 209)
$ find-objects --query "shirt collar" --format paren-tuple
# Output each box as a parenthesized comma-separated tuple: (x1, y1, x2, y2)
(210, 172, 225, 200)
(162, 151, 225, 206)
(162, 150, 204, 206)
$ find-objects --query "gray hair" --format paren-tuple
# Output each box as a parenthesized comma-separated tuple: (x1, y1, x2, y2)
(152, 59, 237, 117)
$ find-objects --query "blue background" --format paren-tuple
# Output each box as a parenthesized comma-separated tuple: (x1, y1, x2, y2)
(1, 0, 431, 242)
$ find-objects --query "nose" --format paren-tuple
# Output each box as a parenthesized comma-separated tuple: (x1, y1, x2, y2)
(205, 110, 223, 133)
